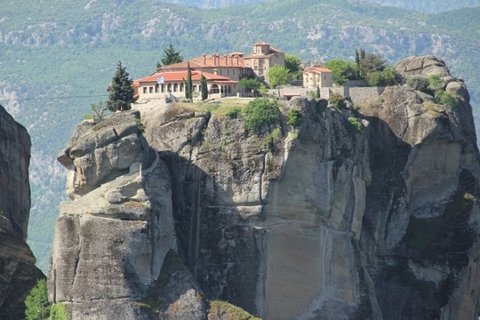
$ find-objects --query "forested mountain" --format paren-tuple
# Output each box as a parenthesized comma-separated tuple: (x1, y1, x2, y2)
(1, 0, 479, 271)
(161, 0, 266, 7)
(360, 0, 480, 13)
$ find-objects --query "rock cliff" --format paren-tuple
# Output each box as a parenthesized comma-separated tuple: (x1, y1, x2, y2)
(50, 56, 480, 319)
(0, 105, 43, 319)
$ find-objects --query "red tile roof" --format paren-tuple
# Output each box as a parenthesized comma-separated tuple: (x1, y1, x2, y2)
(304, 67, 332, 74)
(159, 54, 245, 71)
(134, 70, 238, 85)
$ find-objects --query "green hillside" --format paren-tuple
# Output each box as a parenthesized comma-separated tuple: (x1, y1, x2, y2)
(361, 0, 480, 13)
(1, 0, 479, 272)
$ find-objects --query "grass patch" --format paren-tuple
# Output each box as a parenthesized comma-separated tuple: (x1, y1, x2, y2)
(423, 101, 442, 113)
(172, 98, 252, 117)
(208, 300, 262, 320)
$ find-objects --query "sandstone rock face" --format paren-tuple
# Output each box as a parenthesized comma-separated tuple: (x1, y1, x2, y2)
(0, 105, 43, 319)
(140, 99, 378, 319)
(49, 111, 204, 319)
(51, 56, 480, 319)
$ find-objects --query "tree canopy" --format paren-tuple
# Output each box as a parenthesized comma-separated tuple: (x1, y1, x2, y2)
(239, 78, 262, 96)
(284, 54, 302, 80)
(107, 61, 135, 112)
(325, 59, 359, 85)
(267, 65, 290, 95)
(25, 279, 50, 320)
(159, 44, 183, 67)
(357, 50, 386, 76)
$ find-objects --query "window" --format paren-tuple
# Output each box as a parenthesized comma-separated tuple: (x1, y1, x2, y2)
(143, 87, 147, 94)
(193, 85, 197, 91)
(180, 83, 184, 92)
(233, 70, 235, 75)
(173, 83, 178, 92)
(161, 84, 165, 93)
(155, 84, 159, 93)
(149, 87, 153, 93)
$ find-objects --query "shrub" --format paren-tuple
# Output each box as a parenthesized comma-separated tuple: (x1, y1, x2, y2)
(329, 93, 345, 109)
(428, 74, 444, 91)
(25, 279, 50, 320)
(347, 117, 364, 133)
(226, 107, 241, 119)
(287, 109, 302, 127)
(366, 68, 398, 86)
(50, 304, 68, 320)
(243, 98, 281, 133)
(264, 127, 282, 153)
(307, 90, 319, 100)
(407, 76, 430, 93)
(435, 89, 457, 109)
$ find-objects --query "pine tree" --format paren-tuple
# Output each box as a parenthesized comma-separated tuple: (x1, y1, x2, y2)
(200, 74, 208, 101)
(186, 63, 193, 101)
(161, 44, 183, 66)
(25, 279, 50, 320)
(107, 61, 134, 112)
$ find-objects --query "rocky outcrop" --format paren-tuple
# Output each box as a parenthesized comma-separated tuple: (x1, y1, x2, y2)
(0, 105, 43, 319)
(50, 56, 480, 319)
(49, 110, 203, 319)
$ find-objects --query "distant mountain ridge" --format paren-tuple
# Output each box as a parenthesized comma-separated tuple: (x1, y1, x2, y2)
(1, 0, 479, 272)
(359, 0, 480, 13)
(161, 0, 267, 7)
(162, 0, 480, 12)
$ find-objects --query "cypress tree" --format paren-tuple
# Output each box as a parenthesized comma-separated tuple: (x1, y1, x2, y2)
(107, 61, 134, 112)
(186, 62, 193, 101)
(200, 74, 208, 101)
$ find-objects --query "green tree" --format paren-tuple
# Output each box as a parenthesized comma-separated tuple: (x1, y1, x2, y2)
(243, 98, 281, 133)
(359, 52, 386, 76)
(200, 74, 208, 100)
(107, 61, 134, 112)
(25, 279, 50, 320)
(284, 54, 302, 80)
(89, 101, 108, 121)
(185, 62, 193, 101)
(325, 59, 359, 85)
(160, 44, 183, 67)
(239, 78, 262, 96)
(267, 65, 291, 96)
(366, 68, 398, 86)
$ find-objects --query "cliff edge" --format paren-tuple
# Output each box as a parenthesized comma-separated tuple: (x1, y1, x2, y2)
(0, 105, 43, 319)
(50, 56, 480, 319)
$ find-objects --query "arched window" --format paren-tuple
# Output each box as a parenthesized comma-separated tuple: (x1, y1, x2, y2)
(173, 83, 178, 92)
(180, 83, 184, 92)
(167, 84, 172, 92)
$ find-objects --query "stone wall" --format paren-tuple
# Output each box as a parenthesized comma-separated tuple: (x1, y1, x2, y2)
(349, 86, 385, 106)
